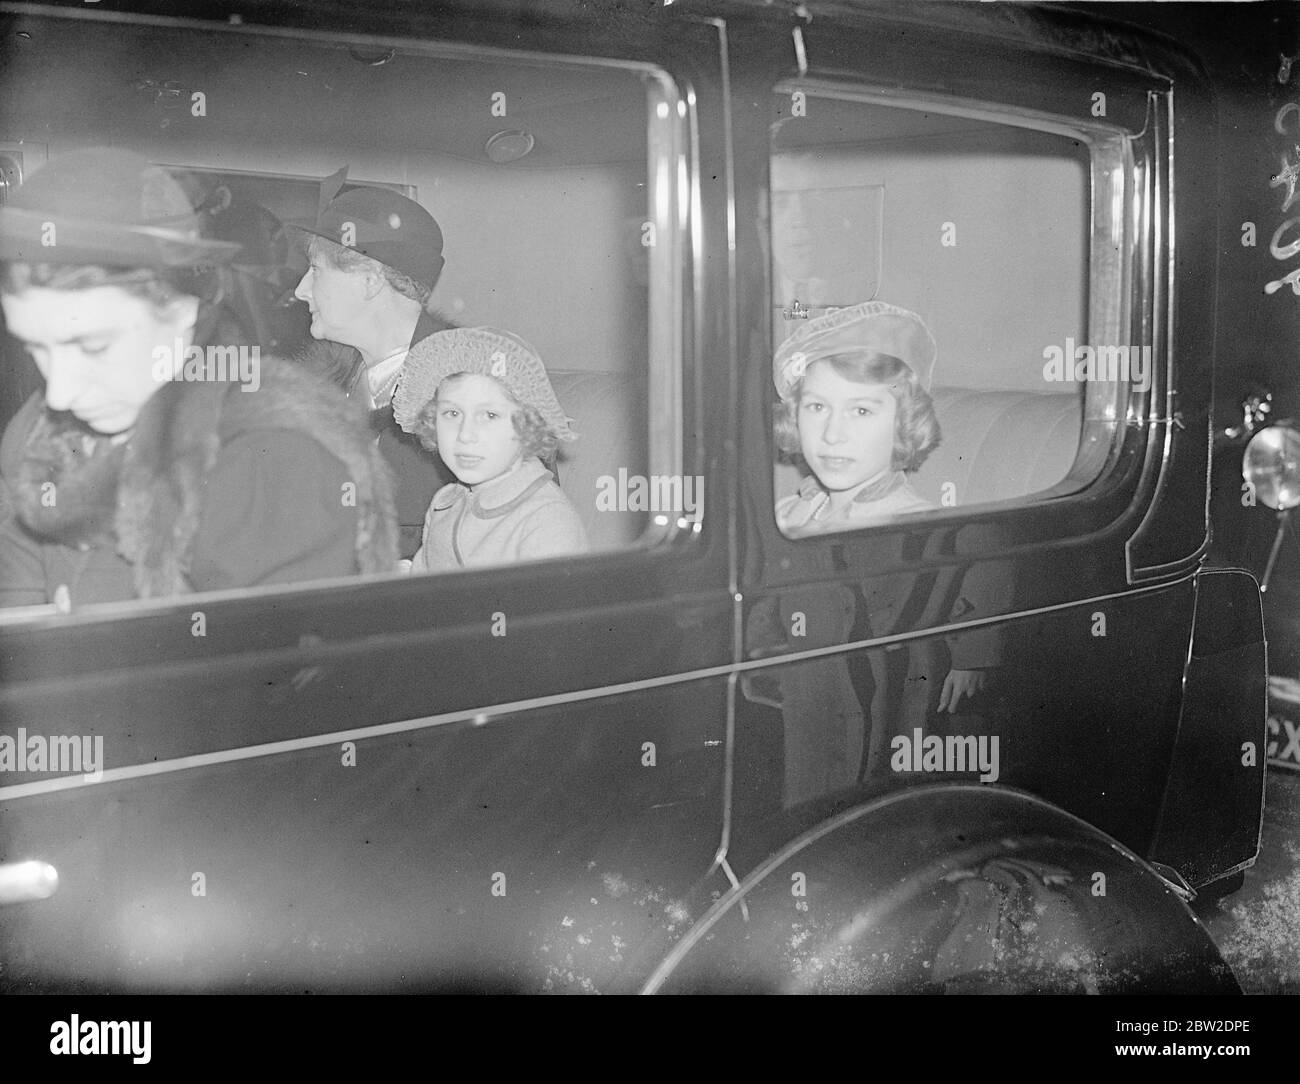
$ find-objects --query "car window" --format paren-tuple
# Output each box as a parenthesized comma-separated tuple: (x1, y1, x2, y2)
(768, 85, 1137, 537)
(0, 12, 689, 620)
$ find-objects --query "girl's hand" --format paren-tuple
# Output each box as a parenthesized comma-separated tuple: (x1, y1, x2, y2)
(938, 669, 985, 713)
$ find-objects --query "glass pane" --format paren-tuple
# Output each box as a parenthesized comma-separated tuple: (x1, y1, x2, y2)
(769, 86, 1108, 535)
(0, 13, 683, 617)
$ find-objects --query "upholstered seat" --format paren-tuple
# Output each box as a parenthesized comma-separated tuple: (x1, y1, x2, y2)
(774, 385, 1084, 512)
(911, 387, 1083, 506)
(550, 372, 1083, 548)
(548, 368, 649, 550)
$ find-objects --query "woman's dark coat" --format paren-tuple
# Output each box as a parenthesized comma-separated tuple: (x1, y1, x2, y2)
(0, 358, 397, 607)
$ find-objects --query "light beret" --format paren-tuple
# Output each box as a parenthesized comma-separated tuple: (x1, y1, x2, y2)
(773, 301, 937, 399)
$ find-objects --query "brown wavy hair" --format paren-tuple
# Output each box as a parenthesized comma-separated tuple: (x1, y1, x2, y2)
(774, 351, 941, 473)
(410, 373, 559, 461)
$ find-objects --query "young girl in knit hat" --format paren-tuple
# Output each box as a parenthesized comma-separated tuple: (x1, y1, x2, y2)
(393, 327, 588, 571)
(773, 301, 942, 537)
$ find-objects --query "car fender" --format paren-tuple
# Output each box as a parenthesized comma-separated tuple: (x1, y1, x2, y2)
(644, 782, 1239, 993)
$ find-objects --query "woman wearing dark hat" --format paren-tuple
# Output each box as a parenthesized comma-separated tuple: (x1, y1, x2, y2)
(0, 148, 397, 608)
(289, 176, 458, 559)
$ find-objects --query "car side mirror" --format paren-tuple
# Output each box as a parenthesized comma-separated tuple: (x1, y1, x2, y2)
(1244, 423, 1300, 511)
(1244, 423, 1300, 592)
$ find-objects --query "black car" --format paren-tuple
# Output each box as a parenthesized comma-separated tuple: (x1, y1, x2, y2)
(0, 0, 1278, 993)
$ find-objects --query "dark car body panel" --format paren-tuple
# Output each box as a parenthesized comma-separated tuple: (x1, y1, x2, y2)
(1149, 568, 1268, 885)
(3, 677, 731, 991)
(0, 0, 1268, 992)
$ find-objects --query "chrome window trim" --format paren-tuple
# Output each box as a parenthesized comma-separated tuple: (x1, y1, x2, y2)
(0, 564, 1198, 802)
(767, 78, 1147, 519)
(0, 3, 703, 625)
(646, 74, 691, 542)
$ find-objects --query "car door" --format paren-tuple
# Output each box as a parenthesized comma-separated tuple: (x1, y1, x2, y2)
(0, 0, 735, 993)
(722, 3, 1228, 852)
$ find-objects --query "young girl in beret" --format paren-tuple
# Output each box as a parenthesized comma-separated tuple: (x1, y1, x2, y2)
(773, 301, 941, 536)
(394, 327, 588, 571)
(755, 303, 993, 806)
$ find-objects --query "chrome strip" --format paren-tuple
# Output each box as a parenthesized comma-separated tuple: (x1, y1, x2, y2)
(705, 12, 742, 868)
(776, 76, 1132, 145)
(1127, 89, 1209, 581)
(0, 571, 1197, 802)
(1, 2, 672, 80)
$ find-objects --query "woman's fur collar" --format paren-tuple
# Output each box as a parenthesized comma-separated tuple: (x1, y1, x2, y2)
(11, 359, 398, 598)
(11, 410, 125, 546)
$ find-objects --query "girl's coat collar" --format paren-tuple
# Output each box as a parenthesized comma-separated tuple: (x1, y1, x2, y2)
(432, 457, 553, 519)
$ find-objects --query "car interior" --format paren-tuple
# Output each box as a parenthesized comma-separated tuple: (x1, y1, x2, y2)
(770, 94, 1094, 514)
(0, 12, 1111, 605)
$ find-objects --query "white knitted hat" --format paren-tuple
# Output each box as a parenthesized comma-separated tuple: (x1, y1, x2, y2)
(394, 326, 576, 441)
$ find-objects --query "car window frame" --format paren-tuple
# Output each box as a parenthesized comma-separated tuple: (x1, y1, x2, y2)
(0, 8, 709, 629)
(748, 73, 1171, 574)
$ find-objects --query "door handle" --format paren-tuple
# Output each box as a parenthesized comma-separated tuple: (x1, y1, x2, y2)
(0, 860, 59, 904)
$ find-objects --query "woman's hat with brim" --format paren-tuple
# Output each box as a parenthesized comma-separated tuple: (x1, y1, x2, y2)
(287, 171, 445, 291)
(0, 148, 240, 268)
(394, 326, 576, 442)
(773, 301, 937, 400)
